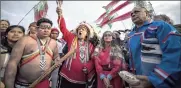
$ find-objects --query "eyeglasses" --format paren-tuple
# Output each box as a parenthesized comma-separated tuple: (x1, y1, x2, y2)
(38, 25, 51, 30)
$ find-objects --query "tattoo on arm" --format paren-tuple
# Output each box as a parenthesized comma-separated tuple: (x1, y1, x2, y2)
(4, 37, 26, 88)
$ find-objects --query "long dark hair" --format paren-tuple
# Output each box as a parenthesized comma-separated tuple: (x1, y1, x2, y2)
(92, 31, 122, 59)
(1, 25, 25, 53)
(89, 32, 99, 47)
(101, 31, 116, 48)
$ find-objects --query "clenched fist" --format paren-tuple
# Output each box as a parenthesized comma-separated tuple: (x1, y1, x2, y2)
(56, 7, 62, 16)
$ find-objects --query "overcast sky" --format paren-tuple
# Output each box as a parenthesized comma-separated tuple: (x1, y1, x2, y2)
(1, 1, 181, 38)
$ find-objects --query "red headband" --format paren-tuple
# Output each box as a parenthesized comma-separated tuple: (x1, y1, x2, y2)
(51, 28, 59, 33)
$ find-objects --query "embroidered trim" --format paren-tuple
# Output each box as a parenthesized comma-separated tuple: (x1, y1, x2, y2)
(60, 72, 86, 84)
(154, 67, 175, 85)
(162, 32, 181, 43)
(128, 32, 142, 39)
(147, 26, 158, 30)
(20, 48, 53, 67)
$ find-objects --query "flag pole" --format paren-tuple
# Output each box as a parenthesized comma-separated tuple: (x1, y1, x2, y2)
(120, 20, 127, 29)
(17, 1, 42, 25)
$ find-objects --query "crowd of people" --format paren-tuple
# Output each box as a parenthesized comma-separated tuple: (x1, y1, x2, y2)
(0, 5, 181, 88)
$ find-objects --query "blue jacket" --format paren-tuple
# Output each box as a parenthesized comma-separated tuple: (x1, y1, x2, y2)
(127, 21, 181, 88)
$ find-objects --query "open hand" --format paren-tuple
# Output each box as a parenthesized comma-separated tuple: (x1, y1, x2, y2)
(103, 78, 112, 88)
(130, 75, 153, 88)
(54, 58, 63, 67)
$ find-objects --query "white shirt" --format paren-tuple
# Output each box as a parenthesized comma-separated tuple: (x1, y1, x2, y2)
(56, 39, 66, 54)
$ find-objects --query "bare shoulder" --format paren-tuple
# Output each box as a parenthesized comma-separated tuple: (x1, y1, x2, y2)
(10, 36, 30, 62)
(51, 38, 57, 43)
(49, 39, 57, 48)
(15, 36, 29, 46)
(19, 35, 35, 43)
(12, 36, 33, 52)
(50, 39, 57, 45)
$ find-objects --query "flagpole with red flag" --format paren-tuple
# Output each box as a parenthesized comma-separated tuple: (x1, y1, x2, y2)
(17, 1, 41, 25)
(95, 1, 119, 23)
(34, 0, 49, 22)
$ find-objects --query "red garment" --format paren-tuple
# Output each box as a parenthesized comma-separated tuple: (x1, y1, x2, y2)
(34, 79, 50, 88)
(93, 47, 124, 88)
(57, 16, 95, 84)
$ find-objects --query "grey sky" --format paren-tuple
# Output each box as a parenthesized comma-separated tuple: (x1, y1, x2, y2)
(1, 1, 180, 37)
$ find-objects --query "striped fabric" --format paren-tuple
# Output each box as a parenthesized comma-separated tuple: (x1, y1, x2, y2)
(100, 11, 131, 27)
(99, 0, 131, 27)
(20, 47, 53, 67)
(128, 21, 181, 88)
(95, 1, 119, 23)
(154, 67, 175, 86)
(140, 26, 163, 75)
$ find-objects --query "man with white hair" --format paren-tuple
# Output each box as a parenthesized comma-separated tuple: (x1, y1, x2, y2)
(126, 6, 181, 88)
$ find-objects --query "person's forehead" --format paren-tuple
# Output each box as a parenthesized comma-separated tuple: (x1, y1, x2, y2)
(51, 30, 59, 33)
(30, 24, 36, 27)
(78, 25, 88, 30)
(1, 21, 8, 24)
(132, 7, 144, 12)
(40, 22, 51, 26)
(104, 31, 112, 34)
(11, 27, 22, 31)
(79, 25, 87, 28)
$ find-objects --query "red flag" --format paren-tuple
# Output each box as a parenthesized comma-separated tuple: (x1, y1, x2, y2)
(95, 1, 119, 23)
(98, 0, 131, 27)
(103, 1, 120, 10)
(100, 0, 130, 25)
(100, 11, 131, 27)
(109, 11, 131, 23)
(34, 1, 48, 22)
(95, 13, 106, 23)
(99, 14, 117, 27)
(106, 0, 130, 18)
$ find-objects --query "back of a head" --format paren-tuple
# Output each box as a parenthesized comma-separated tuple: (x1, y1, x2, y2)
(29, 22, 37, 28)
(153, 14, 173, 25)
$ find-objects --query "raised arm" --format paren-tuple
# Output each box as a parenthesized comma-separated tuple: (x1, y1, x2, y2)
(4, 37, 27, 88)
(56, 7, 72, 41)
(148, 22, 181, 88)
